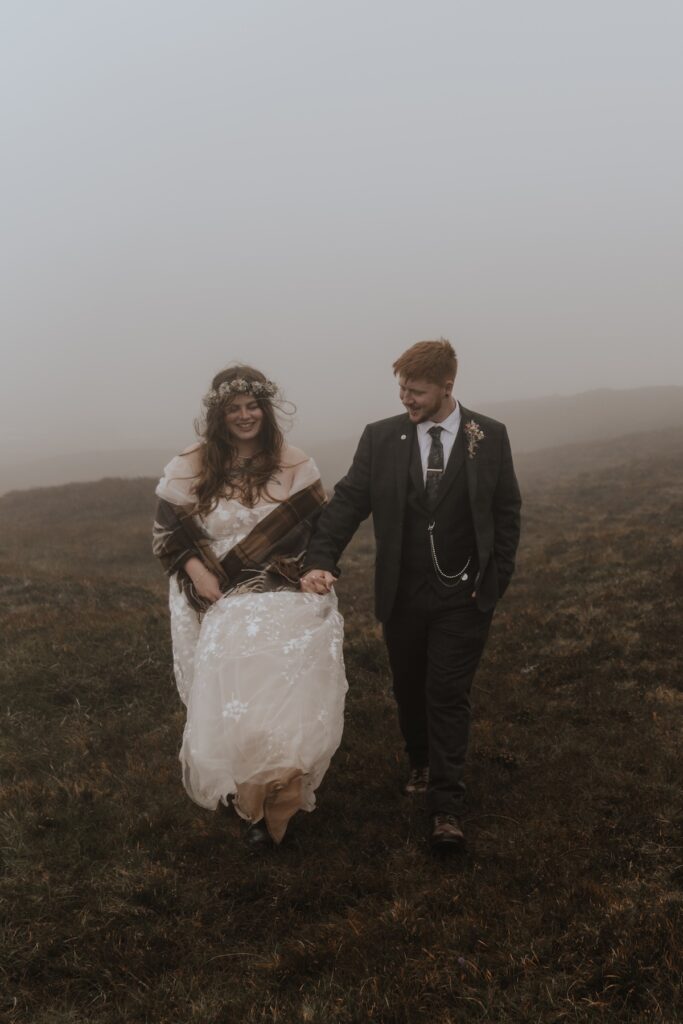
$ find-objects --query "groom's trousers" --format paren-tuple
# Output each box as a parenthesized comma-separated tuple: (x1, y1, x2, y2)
(383, 578, 493, 817)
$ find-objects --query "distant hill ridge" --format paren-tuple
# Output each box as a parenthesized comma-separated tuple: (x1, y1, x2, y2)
(2, 424, 681, 510)
(485, 385, 683, 451)
(1, 385, 681, 496)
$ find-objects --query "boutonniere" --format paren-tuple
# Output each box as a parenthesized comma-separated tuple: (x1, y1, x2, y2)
(464, 419, 485, 459)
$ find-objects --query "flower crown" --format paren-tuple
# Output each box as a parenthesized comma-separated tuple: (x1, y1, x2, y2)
(204, 377, 278, 405)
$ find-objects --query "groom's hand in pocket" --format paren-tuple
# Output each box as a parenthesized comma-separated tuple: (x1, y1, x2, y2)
(301, 570, 337, 595)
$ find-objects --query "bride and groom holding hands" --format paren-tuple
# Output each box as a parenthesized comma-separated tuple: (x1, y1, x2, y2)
(153, 339, 521, 852)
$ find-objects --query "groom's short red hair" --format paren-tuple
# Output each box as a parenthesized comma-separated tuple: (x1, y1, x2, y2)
(392, 339, 458, 385)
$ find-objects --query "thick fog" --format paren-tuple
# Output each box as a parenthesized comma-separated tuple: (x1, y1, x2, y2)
(2, 0, 682, 465)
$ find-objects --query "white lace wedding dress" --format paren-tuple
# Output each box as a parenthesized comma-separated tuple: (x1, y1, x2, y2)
(156, 445, 347, 841)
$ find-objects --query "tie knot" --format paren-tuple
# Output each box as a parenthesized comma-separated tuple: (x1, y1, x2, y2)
(428, 426, 443, 440)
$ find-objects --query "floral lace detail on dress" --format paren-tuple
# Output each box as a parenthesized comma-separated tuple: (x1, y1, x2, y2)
(222, 699, 249, 721)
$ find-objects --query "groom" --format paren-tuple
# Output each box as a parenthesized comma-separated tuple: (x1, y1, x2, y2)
(301, 339, 521, 850)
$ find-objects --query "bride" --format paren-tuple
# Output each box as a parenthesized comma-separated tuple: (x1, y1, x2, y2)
(153, 365, 347, 848)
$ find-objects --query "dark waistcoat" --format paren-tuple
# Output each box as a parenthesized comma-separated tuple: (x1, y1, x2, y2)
(400, 431, 477, 595)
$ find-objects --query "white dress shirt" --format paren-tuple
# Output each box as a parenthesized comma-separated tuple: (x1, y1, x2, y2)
(416, 402, 462, 483)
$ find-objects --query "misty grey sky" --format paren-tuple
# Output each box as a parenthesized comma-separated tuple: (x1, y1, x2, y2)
(2, 0, 682, 462)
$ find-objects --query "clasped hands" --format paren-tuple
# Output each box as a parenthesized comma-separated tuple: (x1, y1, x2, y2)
(186, 556, 336, 601)
(300, 570, 337, 595)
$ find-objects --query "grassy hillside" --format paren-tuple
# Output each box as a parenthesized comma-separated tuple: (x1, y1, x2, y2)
(0, 434, 681, 1023)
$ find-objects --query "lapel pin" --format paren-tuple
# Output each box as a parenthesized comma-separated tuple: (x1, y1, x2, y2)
(400, 434, 407, 440)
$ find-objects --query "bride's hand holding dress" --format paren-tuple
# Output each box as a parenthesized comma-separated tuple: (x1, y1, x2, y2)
(184, 557, 222, 603)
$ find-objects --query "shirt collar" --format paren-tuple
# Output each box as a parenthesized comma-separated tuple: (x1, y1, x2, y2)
(417, 401, 461, 438)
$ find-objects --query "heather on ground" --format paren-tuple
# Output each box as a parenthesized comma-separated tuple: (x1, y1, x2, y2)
(1, 430, 681, 1023)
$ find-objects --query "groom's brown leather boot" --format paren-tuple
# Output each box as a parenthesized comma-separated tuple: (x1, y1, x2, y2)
(430, 814, 465, 850)
(402, 766, 429, 795)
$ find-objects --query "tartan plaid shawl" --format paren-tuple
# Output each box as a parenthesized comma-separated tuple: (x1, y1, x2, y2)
(152, 479, 327, 613)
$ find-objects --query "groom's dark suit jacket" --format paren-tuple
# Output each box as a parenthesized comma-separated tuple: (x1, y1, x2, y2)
(304, 406, 522, 621)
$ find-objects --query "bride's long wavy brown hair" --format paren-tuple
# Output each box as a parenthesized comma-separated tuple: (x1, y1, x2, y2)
(192, 365, 286, 514)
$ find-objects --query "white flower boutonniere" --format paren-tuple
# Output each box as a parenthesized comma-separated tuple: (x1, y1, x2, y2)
(464, 419, 485, 459)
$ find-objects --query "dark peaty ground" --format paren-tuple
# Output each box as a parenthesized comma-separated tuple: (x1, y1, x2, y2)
(0, 430, 681, 1023)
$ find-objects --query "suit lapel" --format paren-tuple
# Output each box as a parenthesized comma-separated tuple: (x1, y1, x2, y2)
(459, 405, 478, 507)
(394, 415, 415, 512)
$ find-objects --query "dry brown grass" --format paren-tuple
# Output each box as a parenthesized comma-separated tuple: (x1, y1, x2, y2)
(0, 434, 681, 1023)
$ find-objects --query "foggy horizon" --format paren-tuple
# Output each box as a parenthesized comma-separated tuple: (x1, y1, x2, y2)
(2, 383, 682, 470)
(3, 1, 682, 464)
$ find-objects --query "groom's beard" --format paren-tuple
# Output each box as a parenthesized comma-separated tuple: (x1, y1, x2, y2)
(404, 397, 448, 423)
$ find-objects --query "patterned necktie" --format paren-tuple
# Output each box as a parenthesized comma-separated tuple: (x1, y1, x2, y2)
(425, 426, 444, 506)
